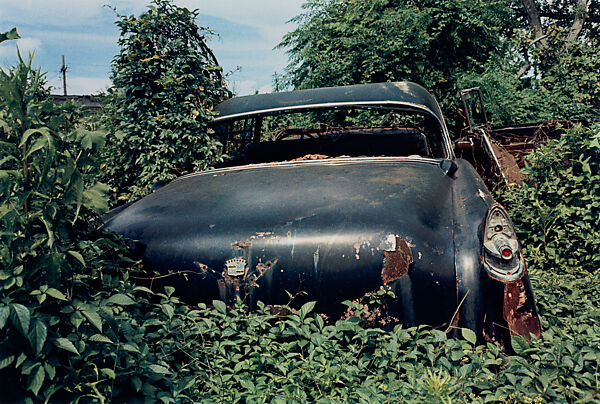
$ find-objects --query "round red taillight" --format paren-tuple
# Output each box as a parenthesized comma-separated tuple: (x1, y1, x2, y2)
(501, 248, 512, 259)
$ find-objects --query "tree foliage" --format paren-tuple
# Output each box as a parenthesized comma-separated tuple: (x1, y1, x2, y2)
(105, 0, 230, 201)
(463, 0, 600, 125)
(278, 0, 514, 130)
(279, 0, 600, 129)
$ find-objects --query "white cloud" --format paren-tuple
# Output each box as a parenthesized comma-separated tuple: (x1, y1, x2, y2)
(112, 0, 304, 27)
(228, 79, 273, 96)
(29, 30, 117, 46)
(1, 0, 108, 27)
(1, 0, 304, 29)
(48, 76, 112, 95)
(1, 1, 306, 94)
(0, 37, 42, 62)
(185, 0, 304, 27)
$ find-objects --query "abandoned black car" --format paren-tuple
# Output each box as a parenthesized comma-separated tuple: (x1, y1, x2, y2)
(103, 82, 541, 345)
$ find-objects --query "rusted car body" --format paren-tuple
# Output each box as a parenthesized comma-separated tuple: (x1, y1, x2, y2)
(103, 82, 541, 345)
(456, 87, 566, 188)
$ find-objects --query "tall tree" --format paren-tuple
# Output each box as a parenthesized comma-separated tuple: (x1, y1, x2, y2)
(278, 0, 514, 131)
(105, 0, 230, 201)
(279, 0, 600, 129)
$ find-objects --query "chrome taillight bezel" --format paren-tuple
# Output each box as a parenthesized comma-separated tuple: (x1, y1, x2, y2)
(482, 203, 524, 281)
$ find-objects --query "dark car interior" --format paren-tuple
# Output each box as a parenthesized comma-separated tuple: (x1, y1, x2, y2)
(212, 107, 446, 168)
(245, 129, 430, 164)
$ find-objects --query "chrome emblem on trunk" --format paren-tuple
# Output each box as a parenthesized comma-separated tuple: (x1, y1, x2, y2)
(225, 257, 247, 276)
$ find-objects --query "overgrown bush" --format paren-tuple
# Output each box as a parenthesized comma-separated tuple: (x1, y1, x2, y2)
(502, 124, 600, 274)
(0, 55, 222, 403)
(104, 0, 230, 202)
(71, 270, 593, 403)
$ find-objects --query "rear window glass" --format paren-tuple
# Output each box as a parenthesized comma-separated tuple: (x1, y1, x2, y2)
(212, 107, 447, 167)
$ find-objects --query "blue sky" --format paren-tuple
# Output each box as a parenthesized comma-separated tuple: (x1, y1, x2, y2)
(0, 0, 305, 95)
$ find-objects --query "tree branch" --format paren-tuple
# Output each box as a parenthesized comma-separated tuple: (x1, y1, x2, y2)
(562, 0, 590, 51)
(515, 62, 531, 79)
(540, 11, 600, 23)
(520, 0, 548, 47)
(515, 35, 546, 79)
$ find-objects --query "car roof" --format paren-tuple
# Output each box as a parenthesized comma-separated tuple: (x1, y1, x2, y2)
(213, 82, 445, 125)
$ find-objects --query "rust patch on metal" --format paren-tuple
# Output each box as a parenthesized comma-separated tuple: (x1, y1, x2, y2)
(490, 142, 523, 185)
(247, 260, 277, 288)
(503, 279, 542, 340)
(231, 241, 251, 249)
(382, 237, 413, 284)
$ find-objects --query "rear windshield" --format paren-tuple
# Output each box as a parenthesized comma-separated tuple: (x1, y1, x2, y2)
(211, 107, 447, 168)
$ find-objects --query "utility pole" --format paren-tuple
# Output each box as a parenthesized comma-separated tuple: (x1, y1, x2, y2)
(60, 55, 67, 96)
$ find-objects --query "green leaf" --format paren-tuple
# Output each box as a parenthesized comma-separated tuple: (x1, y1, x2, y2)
(27, 364, 45, 396)
(0, 28, 20, 43)
(131, 376, 142, 392)
(89, 334, 113, 343)
(9, 303, 30, 337)
(46, 288, 67, 301)
(28, 319, 47, 356)
(133, 286, 154, 294)
(149, 364, 171, 374)
(15, 353, 26, 368)
(212, 300, 227, 314)
(82, 310, 102, 333)
(54, 338, 79, 355)
(44, 363, 56, 380)
(0, 355, 15, 370)
(161, 303, 174, 320)
(100, 368, 116, 379)
(78, 128, 106, 150)
(67, 250, 86, 267)
(0, 306, 9, 330)
(121, 343, 140, 353)
(106, 293, 136, 306)
(511, 336, 529, 355)
(23, 129, 52, 158)
(461, 328, 477, 345)
(82, 182, 111, 214)
(39, 216, 55, 249)
(299, 301, 316, 319)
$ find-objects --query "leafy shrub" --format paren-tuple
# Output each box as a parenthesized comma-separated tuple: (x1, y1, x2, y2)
(104, 0, 230, 201)
(0, 55, 220, 403)
(502, 124, 600, 274)
(96, 269, 595, 403)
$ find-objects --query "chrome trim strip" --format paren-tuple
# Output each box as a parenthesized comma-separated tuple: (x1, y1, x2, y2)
(177, 156, 443, 181)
